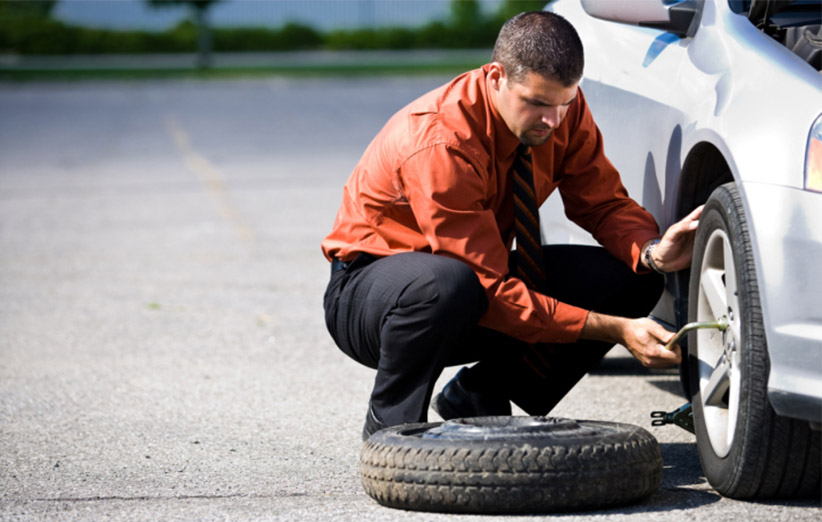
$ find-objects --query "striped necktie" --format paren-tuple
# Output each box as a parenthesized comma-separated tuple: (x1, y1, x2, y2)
(512, 144, 548, 292)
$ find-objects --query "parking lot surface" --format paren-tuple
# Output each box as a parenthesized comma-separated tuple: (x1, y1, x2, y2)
(1, 77, 818, 520)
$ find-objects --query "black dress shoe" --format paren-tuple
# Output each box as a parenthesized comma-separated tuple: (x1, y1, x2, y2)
(431, 367, 511, 420)
(362, 403, 388, 441)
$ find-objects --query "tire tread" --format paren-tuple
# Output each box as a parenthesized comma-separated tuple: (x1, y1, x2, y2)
(360, 420, 662, 513)
(689, 183, 821, 500)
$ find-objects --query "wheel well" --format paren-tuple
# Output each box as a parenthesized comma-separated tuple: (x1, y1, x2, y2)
(675, 143, 734, 220)
(671, 143, 734, 327)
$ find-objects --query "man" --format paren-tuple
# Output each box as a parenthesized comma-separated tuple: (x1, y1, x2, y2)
(322, 11, 701, 440)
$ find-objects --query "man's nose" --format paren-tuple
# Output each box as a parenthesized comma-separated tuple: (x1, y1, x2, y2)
(542, 107, 563, 128)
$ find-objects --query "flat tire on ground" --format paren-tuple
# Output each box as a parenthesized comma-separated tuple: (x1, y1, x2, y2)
(359, 416, 662, 514)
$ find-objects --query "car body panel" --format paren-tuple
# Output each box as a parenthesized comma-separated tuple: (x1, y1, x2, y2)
(546, 0, 822, 423)
(744, 181, 822, 415)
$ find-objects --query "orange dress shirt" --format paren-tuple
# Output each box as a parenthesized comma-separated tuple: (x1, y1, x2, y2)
(322, 65, 660, 345)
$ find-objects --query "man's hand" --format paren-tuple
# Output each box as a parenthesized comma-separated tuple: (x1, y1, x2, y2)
(581, 312, 681, 368)
(644, 205, 704, 273)
(619, 317, 681, 368)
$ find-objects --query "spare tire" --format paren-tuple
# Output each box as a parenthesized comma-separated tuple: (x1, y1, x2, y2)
(360, 416, 662, 514)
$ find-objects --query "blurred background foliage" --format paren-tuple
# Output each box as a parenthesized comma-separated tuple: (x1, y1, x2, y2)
(0, 0, 549, 55)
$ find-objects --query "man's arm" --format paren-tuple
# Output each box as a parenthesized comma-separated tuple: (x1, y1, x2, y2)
(640, 205, 704, 273)
(583, 206, 705, 367)
(581, 312, 680, 367)
(555, 90, 662, 272)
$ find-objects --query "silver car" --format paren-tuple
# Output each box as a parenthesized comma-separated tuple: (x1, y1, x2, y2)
(544, 0, 822, 499)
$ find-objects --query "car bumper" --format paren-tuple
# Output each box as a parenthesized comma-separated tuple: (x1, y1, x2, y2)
(743, 182, 822, 424)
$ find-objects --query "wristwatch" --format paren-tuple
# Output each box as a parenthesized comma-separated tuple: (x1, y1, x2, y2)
(644, 239, 665, 274)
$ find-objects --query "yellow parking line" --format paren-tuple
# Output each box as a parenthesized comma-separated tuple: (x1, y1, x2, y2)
(165, 114, 253, 242)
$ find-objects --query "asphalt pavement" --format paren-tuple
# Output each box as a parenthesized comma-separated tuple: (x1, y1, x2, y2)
(1, 76, 819, 521)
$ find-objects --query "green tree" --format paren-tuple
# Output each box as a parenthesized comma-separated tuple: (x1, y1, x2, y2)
(147, 0, 220, 69)
(446, 0, 495, 48)
(0, 0, 59, 54)
(493, 0, 553, 29)
(496, 0, 551, 19)
(449, 0, 483, 28)
(0, 0, 57, 19)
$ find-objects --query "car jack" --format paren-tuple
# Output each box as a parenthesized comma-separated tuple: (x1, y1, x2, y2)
(651, 403, 694, 433)
(650, 317, 729, 434)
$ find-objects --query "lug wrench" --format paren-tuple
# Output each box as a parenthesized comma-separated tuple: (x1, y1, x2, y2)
(663, 316, 729, 351)
(650, 316, 729, 433)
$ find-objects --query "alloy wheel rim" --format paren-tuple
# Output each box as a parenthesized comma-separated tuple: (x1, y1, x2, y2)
(696, 228, 742, 458)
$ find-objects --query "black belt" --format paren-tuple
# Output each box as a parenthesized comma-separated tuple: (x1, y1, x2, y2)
(331, 258, 350, 274)
(331, 253, 376, 276)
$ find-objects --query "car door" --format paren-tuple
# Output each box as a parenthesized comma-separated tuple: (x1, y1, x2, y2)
(543, 0, 688, 240)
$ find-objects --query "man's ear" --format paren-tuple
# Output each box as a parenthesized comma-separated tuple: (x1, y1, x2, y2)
(487, 62, 506, 91)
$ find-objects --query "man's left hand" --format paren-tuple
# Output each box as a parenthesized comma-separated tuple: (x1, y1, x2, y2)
(647, 205, 704, 273)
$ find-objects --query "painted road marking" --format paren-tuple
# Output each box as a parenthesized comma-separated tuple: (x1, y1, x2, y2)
(165, 115, 253, 242)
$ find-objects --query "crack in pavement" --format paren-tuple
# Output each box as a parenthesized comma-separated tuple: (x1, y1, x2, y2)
(23, 492, 308, 503)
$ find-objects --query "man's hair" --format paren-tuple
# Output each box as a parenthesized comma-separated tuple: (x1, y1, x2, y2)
(491, 11, 584, 87)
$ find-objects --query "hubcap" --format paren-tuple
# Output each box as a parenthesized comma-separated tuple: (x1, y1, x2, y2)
(421, 416, 588, 440)
(696, 229, 742, 458)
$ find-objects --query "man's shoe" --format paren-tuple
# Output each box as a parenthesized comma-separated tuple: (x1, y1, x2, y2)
(362, 403, 388, 442)
(431, 367, 511, 420)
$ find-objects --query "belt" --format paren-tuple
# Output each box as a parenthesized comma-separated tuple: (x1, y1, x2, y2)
(331, 253, 375, 275)
(331, 258, 350, 274)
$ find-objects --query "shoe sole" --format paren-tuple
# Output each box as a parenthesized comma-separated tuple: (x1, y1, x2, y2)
(431, 392, 462, 421)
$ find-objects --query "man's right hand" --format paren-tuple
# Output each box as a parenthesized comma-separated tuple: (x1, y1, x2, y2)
(581, 312, 681, 368)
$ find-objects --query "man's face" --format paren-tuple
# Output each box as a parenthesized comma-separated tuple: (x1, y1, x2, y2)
(490, 65, 579, 147)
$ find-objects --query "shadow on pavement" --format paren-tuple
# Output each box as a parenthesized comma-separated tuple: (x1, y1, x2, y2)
(556, 442, 721, 517)
(592, 442, 822, 516)
(647, 377, 687, 397)
(507, 443, 718, 518)
(590, 354, 679, 378)
(659, 442, 706, 488)
(640, 442, 724, 512)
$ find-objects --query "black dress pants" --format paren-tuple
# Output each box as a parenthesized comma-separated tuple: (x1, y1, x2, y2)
(323, 246, 663, 428)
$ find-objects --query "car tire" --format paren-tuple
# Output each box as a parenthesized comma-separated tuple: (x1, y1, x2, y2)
(359, 416, 662, 514)
(687, 183, 821, 499)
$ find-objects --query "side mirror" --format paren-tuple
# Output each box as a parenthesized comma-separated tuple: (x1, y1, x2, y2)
(580, 0, 703, 37)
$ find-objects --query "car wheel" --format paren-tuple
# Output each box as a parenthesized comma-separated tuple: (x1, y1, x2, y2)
(688, 183, 821, 499)
(360, 416, 662, 514)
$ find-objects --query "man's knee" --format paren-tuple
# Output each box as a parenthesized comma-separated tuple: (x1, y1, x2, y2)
(396, 253, 488, 324)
